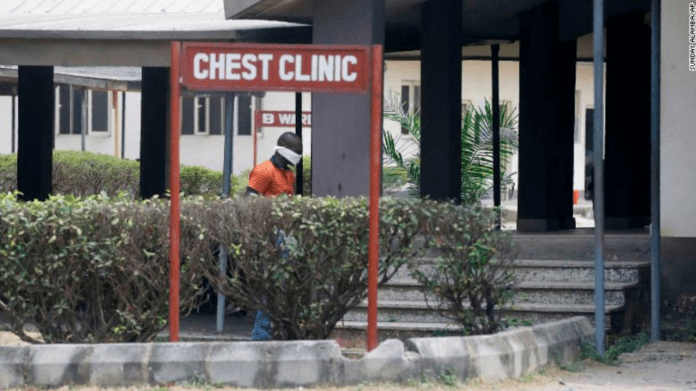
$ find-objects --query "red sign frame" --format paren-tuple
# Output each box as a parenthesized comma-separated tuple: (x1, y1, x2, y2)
(181, 43, 371, 94)
(169, 42, 383, 351)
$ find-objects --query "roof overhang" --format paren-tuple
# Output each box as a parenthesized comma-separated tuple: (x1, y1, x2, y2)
(225, 0, 652, 45)
(0, 66, 142, 92)
(0, 9, 310, 67)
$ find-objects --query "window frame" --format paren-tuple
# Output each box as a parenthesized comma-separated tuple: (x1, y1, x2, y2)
(400, 80, 421, 135)
(87, 89, 112, 136)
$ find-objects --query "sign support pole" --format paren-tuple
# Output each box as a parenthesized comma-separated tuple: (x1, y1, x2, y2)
(367, 45, 383, 352)
(169, 41, 182, 342)
(253, 107, 258, 167)
(295, 92, 303, 196)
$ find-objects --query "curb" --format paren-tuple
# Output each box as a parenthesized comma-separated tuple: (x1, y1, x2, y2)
(0, 316, 593, 388)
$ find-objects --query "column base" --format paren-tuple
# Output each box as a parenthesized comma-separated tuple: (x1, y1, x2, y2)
(517, 218, 560, 232)
(605, 217, 631, 229)
(605, 216, 648, 229)
(559, 217, 576, 230)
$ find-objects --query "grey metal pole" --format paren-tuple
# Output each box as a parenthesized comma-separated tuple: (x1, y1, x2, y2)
(492, 44, 501, 229)
(121, 92, 126, 159)
(593, 0, 606, 357)
(216, 92, 235, 333)
(295, 92, 303, 196)
(81, 90, 87, 152)
(650, 0, 662, 343)
(69, 85, 74, 137)
(11, 93, 15, 153)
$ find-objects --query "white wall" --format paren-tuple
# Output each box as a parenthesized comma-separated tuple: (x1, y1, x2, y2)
(383, 47, 597, 194)
(0, 95, 16, 154)
(52, 90, 312, 176)
(179, 91, 312, 175)
(660, 0, 696, 238)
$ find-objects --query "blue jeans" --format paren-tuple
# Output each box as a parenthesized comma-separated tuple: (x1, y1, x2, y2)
(250, 230, 291, 341)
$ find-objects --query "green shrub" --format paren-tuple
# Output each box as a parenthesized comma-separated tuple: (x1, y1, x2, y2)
(197, 196, 432, 340)
(411, 205, 517, 335)
(580, 332, 651, 365)
(0, 151, 248, 198)
(0, 193, 209, 343)
(0, 192, 515, 343)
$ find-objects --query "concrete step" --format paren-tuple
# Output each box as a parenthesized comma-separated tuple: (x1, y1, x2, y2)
(511, 259, 650, 284)
(511, 281, 639, 306)
(392, 259, 650, 284)
(378, 279, 640, 306)
(512, 231, 650, 262)
(343, 300, 622, 326)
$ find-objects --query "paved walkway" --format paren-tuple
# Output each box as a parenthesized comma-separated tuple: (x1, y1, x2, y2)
(158, 310, 256, 341)
(0, 309, 257, 342)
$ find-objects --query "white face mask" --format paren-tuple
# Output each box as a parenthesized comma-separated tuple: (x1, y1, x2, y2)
(274, 146, 302, 166)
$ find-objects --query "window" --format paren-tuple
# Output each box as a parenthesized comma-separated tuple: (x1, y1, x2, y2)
(237, 93, 264, 136)
(461, 100, 473, 116)
(55, 85, 87, 135)
(237, 94, 252, 136)
(181, 94, 226, 135)
(90, 90, 110, 134)
(400, 82, 420, 134)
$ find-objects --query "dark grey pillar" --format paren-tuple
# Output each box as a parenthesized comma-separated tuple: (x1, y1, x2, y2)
(556, 39, 578, 230)
(420, 0, 462, 203)
(518, 1, 572, 231)
(605, 12, 651, 229)
(311, 0, 384, 197)
(17, 66, 53, 201)
(140, 67, 170, 199)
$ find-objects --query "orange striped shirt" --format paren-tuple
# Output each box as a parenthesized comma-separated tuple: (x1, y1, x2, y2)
(248, 160, 295, 197)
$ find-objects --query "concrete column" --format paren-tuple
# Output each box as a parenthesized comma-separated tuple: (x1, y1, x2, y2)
(605, 12, 651, 229)
(140, 67, 170, 199)
(17, 66, 53, 201)
(311, 0, 384, 197)
(556, 39, 578, 230)
(517, 1, 575, 231)
(420, 0, 462, 203)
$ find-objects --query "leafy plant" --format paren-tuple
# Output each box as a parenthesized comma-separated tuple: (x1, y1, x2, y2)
(0, 193, 209, 343)
(580, 332, 651, 365)
(0, 151, 248, 199)
(411, 205, 517, 335)
(199, 196, 432, 340)
(383, 95, 519, 204)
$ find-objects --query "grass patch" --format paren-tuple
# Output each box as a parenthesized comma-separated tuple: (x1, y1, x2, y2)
(580, 332, 651, 365)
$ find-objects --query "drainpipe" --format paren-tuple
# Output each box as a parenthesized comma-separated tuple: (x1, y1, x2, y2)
(81, 89, 87, 152)
(650, 0, 661, 343)
(121, 92, 126, 159)
(217, 91, 235, 334)
(11, 93, 15, 153)
(593, 0, 606, 357)
(492, 44, 501, 229)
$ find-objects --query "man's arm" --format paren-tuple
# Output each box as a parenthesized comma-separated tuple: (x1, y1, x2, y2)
(245, 187, 259, 196)
(246, 166, 270, 196)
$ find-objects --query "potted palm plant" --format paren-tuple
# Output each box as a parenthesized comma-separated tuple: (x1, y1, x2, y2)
(383, 94, 519, 205)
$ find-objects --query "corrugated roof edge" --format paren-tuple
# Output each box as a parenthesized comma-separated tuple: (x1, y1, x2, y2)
(223, 0, 310, 23)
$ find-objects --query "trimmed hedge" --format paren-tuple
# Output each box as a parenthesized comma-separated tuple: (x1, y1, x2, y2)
(0, 193, 514, 343)
(0, 151, 248, 198)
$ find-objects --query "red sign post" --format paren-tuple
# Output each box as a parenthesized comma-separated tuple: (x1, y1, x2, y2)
(170, 42, 383, 350)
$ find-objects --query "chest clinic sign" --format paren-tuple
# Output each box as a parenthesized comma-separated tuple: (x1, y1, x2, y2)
(181, 43, 371, 93)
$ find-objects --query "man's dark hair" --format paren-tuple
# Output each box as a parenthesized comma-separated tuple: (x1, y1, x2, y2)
(278, 132, 302, 155)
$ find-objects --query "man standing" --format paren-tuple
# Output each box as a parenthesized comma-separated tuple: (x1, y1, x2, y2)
(246, 132, 302, 340)
(246, 132, 303, 197)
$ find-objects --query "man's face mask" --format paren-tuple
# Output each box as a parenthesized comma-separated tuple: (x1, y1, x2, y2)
(274, 146, 302, 166)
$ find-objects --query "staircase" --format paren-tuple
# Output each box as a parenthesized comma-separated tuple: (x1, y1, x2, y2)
(336, 229, 651, 337)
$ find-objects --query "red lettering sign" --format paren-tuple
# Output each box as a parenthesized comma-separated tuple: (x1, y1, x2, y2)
(255, 111, 312, 128)
(181, 43, 371, 93)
